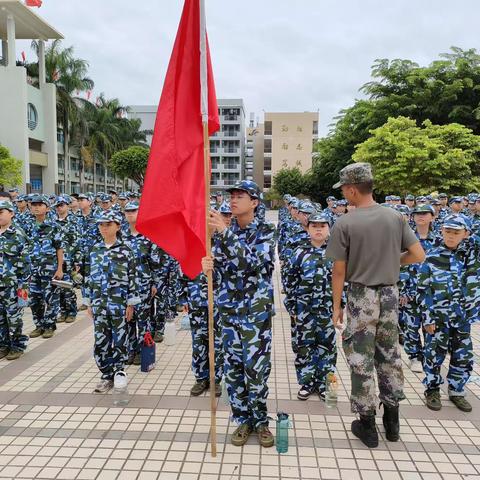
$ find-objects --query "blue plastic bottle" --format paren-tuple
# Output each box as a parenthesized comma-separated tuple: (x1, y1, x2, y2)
(276, 412, 290, 454)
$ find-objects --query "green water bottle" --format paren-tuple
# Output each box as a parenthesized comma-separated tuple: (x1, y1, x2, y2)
(276, 412, 290, 454)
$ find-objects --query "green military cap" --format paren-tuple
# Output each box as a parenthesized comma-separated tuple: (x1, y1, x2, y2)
(0, 200, 15, 211)
(411, 204, 435, 215)
(333, 162, 373, 189)
(307, 213, 330, 225)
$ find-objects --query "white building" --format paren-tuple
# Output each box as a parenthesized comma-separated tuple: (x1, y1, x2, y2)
(0, 0, 62, 193)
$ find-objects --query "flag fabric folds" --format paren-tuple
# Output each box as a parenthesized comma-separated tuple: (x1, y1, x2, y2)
(137, 0, 219, 279)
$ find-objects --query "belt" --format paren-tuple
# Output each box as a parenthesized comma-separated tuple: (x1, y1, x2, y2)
(350, 282, 394, 289)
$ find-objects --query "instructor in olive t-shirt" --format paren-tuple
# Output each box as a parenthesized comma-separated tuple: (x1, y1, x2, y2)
(326, 162, 425, 449)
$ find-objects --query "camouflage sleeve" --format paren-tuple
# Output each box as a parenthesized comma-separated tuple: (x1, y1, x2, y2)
(178, 274, 189, 307)
(127, 250, 141, 306)
(156, 251, 171, 295)
(216, 224, 275, 274)
(416, 262, 433, 325)
(283, 250, 300, 316)
(149, 243, 162, 286)
(52, 225, 64, 251)
(83, 250, 93, 306)
(16, 233, 31, 290)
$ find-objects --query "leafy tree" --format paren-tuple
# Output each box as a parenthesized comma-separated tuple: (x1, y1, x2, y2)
(311, 47, 480, 198)
(109, 146, 149, 188)
(272, 167, 306, 197)
(353, 116, 480, 195)
(0, 145, 22, 190)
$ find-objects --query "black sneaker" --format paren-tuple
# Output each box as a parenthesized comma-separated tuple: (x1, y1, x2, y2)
(449, 396, 472, 412)
(352, 414, 379, 448)
(190, 380, 209, 396)
(425, 390, 442, 411)
(297, 387, 312, 401)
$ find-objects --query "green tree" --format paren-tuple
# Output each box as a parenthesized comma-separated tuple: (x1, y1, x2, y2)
(353, 116, 480, 195)
(272, 167, 306, 196)
(0, 145, 22, 190)
(109, 146, 149, 188)
(311, 47, 480, 198)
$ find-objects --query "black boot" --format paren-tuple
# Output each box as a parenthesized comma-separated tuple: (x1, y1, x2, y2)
(382, 403, 400, 442)
(351, 414, 378, 448)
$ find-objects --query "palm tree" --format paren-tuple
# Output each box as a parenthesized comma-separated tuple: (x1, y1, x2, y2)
(28, 40, 94, 192)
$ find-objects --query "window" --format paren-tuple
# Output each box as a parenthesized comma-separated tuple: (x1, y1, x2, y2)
(211, 156, 220, 169)
(58, 155, 65, 171)
(264, 157, 272, 170)
(264, 121, 272, 135)
(264, 175, 272, 188)
(27, 103, 38, 130)
(264, 139, 272, 153)
(313, 120, 318, 135)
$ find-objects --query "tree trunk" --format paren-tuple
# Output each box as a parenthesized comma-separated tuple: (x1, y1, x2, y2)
(64, 110, 70, 194)
(104, 153, 107, 192)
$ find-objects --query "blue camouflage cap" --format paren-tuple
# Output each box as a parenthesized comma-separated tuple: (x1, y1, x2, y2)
(385, 195, 392, 201)
(15, 194, 27, 202)
(449, 196, 463, 204)
(118, 193, 128, 200)
(326, 196, 336, 202)
(100, 193, 112, 202)
(415, 196, 427, 203)
(288, 196, 298, 205)
(30, 194, 50, 207)
(226, 180, 261, 199)
(54, 195, 71, 206)
(8, 187, 18, 193)
(337, 199, 348, 206)
(442, 215, 469, 231)
(298, 201, 315, 214)
(96, 210, 122, 224)
(290, 198, 300, 209)
(124, 201, 139, 212)
(411, 204, 435, 215)
(405, 194, 415, 201)
(78, 193, 93, 201)
(430, 199, 441, 206)
(219, 201, 232, 214)
(0, 200, 15, 211)
(395, 205, 411, 215)
(307, 213, 330, 224)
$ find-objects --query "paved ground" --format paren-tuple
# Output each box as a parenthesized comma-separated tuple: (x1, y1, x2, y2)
(1, 210, 480, 479)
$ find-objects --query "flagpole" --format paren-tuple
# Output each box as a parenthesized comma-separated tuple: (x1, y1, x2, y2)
(200, 0, 217, 458)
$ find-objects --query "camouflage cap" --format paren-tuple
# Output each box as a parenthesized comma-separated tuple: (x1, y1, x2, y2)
(30, 194, 50, 207)
(118, 193, 128, 200)
(124, 201, 139, 212)
(430, 199, 441, 206)
(385, 195, 392, 201)
(283, 194, 291, 201)
(290, 198, 300, 209)
(326, 196, 336, 202)
(438, 192, 448, 199)
(78, 193, 93, 201)
(405, 194, 415, 201)
(219, 201, 232, 214)
(415, 196, 427, 203)
(337, 199, 348, 206)
(54, 195, 71, 206)
(395, 205, 411, 216)
(100, 193, 113, 202)
(442, 215, 469, 231)
(288, 196, 298, 205)
(307, 213, 330, 225)
(108, 189, 118, 195)
(15, 194, 27, 202)
(449, 196, 463, 204)
(0, 200, 15, 211)
(8, 187, 18, 193)
(96, 211, 122, 225)
(298, 201, 315, 214)
(333, 162, 373, 189)
(226, 180, 261, 199)
(411, 204, 435, 215)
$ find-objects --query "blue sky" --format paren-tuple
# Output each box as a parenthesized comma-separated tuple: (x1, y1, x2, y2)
(20, 0, 480, 135)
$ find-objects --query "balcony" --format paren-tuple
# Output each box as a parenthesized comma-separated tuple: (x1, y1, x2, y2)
(223, 148, 238, 154)
(223, 114, 238, 121)
(223, 131, 239, 137)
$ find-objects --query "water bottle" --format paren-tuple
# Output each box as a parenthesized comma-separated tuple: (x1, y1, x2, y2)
(17, 289, 29, 308)
(221, 376, 229, 405)
(164, 317, 176, 346)
(325, 371, 339, 408)
(276, 412, 290, 454)
(113, 371, 129, 406)
(180, 313, 191, 331)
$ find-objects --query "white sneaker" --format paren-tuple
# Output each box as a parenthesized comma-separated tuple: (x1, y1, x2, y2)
(410, 359, 423, 373)
(114, 371, 128, 389)
(297, 387, 312, 401)
(94, 379, 113, 393)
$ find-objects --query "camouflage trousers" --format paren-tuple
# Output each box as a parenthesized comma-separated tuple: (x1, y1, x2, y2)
(29, 274, 60, 331)
(127, 297, 154, 355)
(93, 312, 128, 380)
(423, 320, 473, 396)
(0, 287, 29, 353)
(295, 310, 336, 393)
(402, 300, 425, 361)
(189, 307, 223, 383)
(59, 286, 78, 318)
(343, 283, 405, 414)
(153, 295, 167, 335)
(221, 311, 272, 429)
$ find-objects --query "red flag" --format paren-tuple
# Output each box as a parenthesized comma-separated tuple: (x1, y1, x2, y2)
(21, 51, 26, 62)
(26, 0, 42, 7)
(137, 0, 219, 279)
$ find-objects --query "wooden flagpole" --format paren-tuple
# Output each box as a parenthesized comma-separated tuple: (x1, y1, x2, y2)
(203, 121, 217, 457)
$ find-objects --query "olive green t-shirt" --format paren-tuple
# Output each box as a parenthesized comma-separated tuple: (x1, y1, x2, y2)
(326, 204, 418, 287)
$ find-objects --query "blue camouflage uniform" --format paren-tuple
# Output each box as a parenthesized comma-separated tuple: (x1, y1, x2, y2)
(179, 272, 223, 383)
(0, 201, 31, 354)
(284, 213, 337, 394)
(417, 216, 473, 397)
(213, 180, 276, 429)
(84, 211, 141, 381)
(28, 196, 64, 333)
(122, 202, 162, 358)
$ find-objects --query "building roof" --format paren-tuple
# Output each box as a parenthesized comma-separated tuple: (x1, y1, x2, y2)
(0, 0, 63, 40)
